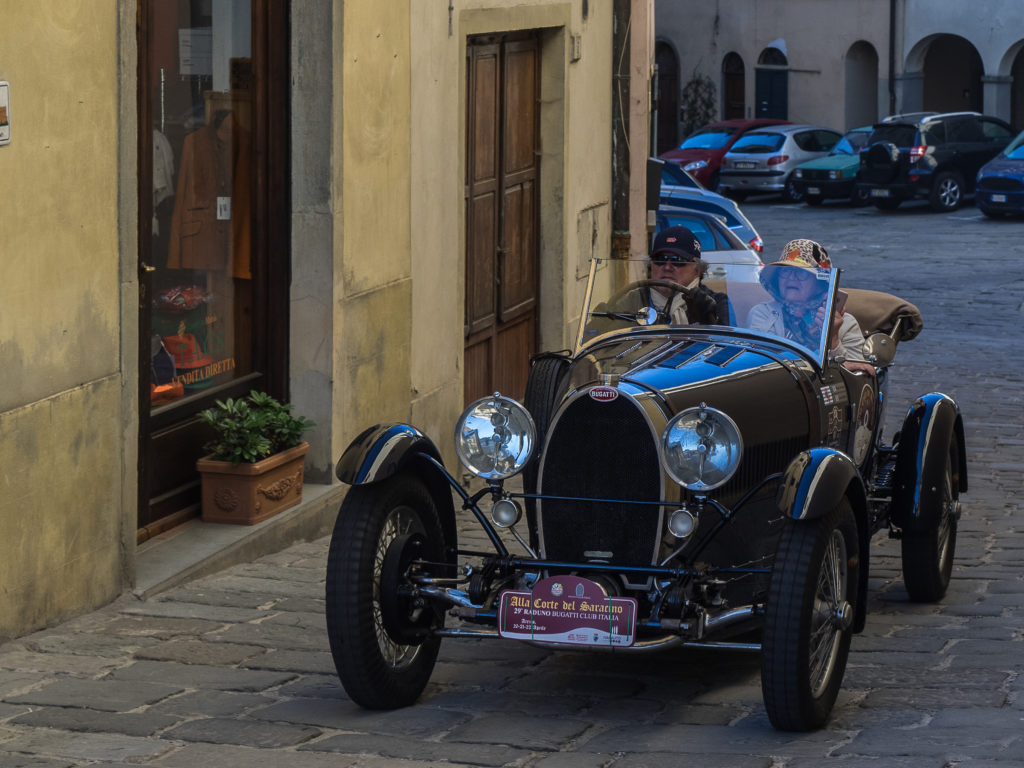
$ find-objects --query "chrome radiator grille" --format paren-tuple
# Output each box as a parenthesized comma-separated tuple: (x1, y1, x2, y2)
(538, 393, 662, 566)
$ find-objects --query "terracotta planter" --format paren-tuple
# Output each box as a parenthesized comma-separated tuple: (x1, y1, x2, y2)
(197, 442, 309, 525)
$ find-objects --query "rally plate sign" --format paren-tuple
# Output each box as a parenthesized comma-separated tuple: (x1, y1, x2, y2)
(498, 575, 637, 647)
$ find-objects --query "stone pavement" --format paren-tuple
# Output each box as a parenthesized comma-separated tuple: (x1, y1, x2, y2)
(1, 199, 1022, 767)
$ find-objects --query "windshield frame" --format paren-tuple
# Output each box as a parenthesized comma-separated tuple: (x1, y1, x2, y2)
(575, 258, 842, 371)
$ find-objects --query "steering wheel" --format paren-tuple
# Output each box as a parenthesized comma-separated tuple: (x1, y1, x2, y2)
(602, 279, 694, 324)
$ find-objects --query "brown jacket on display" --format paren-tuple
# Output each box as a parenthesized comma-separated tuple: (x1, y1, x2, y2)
(167, 112, 251, 279)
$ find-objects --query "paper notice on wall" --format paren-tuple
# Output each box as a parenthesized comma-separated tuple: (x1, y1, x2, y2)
(0, 82, 10, 146)
(179, 28, 213, 76)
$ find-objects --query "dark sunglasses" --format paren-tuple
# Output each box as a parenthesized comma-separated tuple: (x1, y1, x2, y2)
(652, 256, 696, 267)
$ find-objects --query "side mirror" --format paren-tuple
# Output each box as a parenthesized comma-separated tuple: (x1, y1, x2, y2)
(863, 333, 896, 367)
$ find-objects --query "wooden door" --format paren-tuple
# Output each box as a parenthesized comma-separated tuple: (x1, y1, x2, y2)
(723, 53, 745, 120)
(756, 68, 788, 120)
(656, 42, 680, 153)
(464, 34, 540, 404)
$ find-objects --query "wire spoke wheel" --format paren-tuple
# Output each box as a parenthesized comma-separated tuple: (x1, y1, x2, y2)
(371, 508, 424, 668)
(808, 530, 847, 698)
(762, 500, 858, 731)
(326, 471, 444, 708)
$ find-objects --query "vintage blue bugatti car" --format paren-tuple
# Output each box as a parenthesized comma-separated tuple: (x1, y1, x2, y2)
(327, 258, 966, 731)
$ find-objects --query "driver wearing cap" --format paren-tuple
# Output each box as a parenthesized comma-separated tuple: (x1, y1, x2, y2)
(648, 225, 731, 325)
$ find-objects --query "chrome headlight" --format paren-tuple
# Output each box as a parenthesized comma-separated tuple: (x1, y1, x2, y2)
(454, 394, 536, 480)
(794, 169, 803, 178)
(684, 159, 708, 171)
(660, 403, 743, 491)
(828, 170, 841, 180)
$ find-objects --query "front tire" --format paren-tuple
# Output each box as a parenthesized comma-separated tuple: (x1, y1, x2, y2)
(873, 197, 901, 211)
(782, 175, 804, 203)
(325, 471, 445, 709)
(762, 500, 859, 731)
(805, 194, 824, 207)
(901, 441, 959, 602)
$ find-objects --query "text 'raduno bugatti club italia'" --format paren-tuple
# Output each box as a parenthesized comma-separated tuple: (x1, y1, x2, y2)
(326, 258, 966, 731)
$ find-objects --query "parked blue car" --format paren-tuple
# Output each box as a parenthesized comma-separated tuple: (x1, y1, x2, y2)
(976, 130, 1024, 218)
(660, 161, 765, 254)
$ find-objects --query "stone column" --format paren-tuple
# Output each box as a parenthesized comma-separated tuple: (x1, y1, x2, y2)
(982, 75, 1013, 123)
(893, 71, 924, 115)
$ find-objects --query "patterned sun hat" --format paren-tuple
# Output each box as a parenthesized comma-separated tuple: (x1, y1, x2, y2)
(775, 238, 832, 269)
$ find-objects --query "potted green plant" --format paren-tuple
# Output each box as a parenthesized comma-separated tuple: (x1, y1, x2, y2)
(196, 390, 315, 525)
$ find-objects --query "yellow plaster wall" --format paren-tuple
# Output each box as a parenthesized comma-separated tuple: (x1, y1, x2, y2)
(0, 2, 126, 639)
(556, 5, 614, 347)
(0, 3, 120, 412)
(335, 2, 414, 448)
(408, 3, 464, 453)
(0, 382, 124, 637)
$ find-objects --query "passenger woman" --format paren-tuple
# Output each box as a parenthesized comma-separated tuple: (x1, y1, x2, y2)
(747, 238, 874, 373)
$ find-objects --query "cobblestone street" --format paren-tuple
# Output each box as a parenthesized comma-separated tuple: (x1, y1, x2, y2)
(1, 199, 1022, 767)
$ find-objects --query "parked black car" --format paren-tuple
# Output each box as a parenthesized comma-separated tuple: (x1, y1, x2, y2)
(327, 260, 966, 731)
(857, 111, 1015, 211)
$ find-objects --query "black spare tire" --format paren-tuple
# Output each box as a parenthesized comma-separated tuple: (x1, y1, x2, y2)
(861, 142, 901, 184)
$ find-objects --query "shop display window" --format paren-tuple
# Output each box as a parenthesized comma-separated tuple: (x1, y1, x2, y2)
(148, 0, 254, 408)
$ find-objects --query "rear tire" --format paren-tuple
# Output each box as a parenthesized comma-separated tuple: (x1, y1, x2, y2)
(901, 441, 959, 602)
(929, 170, 963, 212)
(762, 500, 859, 731)
(325, 472, 445, 709)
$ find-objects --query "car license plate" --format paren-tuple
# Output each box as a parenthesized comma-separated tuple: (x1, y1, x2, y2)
(734, 162, 756, 169)
(807, 187, 821, 195)
(498, 575, 637, 647)
(870, 188, 890, 198)
(991, 193, 1007, 203)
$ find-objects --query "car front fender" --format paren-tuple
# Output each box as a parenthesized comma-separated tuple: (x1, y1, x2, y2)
(777, 448, 867, 523)
(335, 423, 445, 486)
(891, 393, 967, 533)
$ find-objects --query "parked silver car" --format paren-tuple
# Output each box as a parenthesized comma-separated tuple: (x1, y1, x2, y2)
(718, 125, 842, 203)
